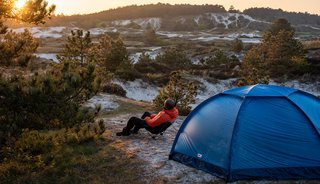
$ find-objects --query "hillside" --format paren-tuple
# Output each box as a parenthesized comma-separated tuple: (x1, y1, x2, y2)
(244, 7, 320, 26)
(36, 4, 320, 33)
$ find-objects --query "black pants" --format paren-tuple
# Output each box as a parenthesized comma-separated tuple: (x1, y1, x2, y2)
(122, 112, 152, 133)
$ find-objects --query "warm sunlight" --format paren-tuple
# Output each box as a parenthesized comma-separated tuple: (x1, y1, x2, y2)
(15, 0, 27, 9)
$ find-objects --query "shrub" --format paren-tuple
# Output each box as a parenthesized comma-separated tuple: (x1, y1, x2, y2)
(134, 61, 170, 74)
(209, 71, 231, 80)
(231, 38, 243, 52)
(144, 28, 157, 44)
(144, 73, 170, 86)
(115, 65, 141, 81)
(153, 71, 198, 116)
(200, 50, 233, 67)
(103, 83, 127, 97)
(1, 121, 106, 162)
(155, 49, 192, 70)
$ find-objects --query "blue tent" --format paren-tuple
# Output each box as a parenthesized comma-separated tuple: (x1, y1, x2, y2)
(169, 84, 320, 182)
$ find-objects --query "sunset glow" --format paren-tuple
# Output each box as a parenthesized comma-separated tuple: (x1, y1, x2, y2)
(48, 0, 320, 15)
(14, 0, 26, 9)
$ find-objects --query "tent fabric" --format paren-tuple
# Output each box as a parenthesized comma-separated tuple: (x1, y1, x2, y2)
(169, 84, 320, 182)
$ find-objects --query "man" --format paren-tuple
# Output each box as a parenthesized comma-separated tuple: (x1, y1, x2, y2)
(116, 99, 179, 136)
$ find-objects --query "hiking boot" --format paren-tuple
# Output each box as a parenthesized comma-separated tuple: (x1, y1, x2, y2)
(116, 131, 130, 136)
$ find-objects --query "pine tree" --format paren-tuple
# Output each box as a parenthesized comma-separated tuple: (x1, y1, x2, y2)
(95, 34, 131, 73)
(0, 62, 100, 146)
(0, 1, 102, 148)
(153, 71, 198, 115)
(0, 0, 55, 24)
(237, 47, 269, 86)
(260, 19, 307, 77)
(58, 30, 93, 65)
(0, 0, 54, 146)
(228, 5, 239, 13)
(0, 29, 39, 67)
(0, 0, 53, 67)
(239, 18, 309, 80)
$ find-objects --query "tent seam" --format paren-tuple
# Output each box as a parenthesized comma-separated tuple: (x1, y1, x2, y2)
(285, 93, 320, 139)
(226, 95, 246, 181)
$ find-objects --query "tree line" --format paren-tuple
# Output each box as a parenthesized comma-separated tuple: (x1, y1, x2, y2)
(244, 7, 320, 26)
(42, 4, 320, 29)
(43, 3, 226, 28)
(7, 4, 320, 30)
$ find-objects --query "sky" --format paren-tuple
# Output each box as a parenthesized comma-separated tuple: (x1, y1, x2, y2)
(46, 0, 320, 15)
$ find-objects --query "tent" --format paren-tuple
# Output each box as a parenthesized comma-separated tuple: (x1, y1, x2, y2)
(169, 84, 320, 182)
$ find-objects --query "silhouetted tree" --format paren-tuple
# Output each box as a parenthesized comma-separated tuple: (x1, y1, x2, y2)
(0, 0, 54, 67)
(228, 5, 240, 13)
(0, 0, 55, 25)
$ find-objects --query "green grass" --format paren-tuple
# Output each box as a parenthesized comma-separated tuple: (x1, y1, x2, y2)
(99, 97, 154, 119)
(0, 129, 146, 184)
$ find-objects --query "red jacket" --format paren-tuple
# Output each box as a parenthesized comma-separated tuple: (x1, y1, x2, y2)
(144, 107, 179, 127)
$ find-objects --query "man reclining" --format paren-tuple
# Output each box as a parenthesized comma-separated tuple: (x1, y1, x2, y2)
(116, 99, 179, 136)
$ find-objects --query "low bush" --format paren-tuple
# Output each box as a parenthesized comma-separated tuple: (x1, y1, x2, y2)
(155, 49, 193, 70)
(0, 120, 146, 184)
(144, 73, 170, 86)
(115, 67, 141, 81)
(0, 121, 106, 179)
(209, 71, 232, 80)
(134, 61, 170, 74)
(103, 83, 127, 97)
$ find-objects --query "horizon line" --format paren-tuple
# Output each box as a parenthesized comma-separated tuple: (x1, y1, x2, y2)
(52, 3, 320, 17)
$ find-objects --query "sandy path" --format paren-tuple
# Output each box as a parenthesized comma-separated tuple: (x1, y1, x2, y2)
(102, 114, 219, 183)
